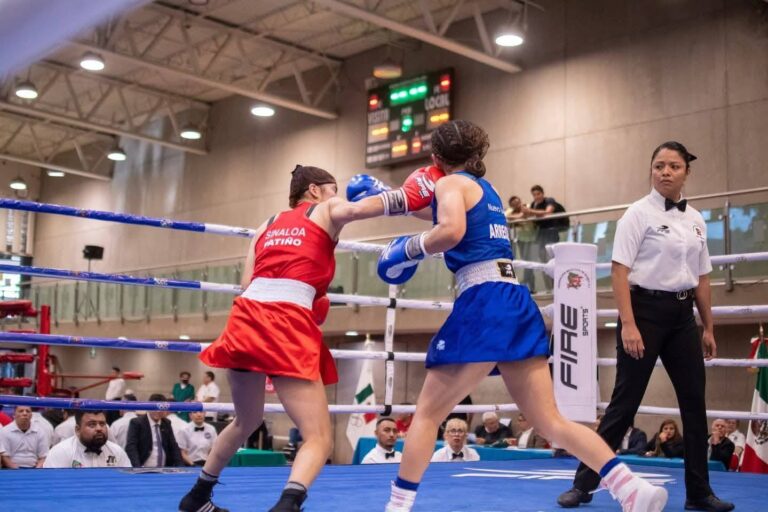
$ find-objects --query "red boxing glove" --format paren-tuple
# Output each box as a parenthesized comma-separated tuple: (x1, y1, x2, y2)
(379, 165, 445, 215)
(312, 294, 330, 325)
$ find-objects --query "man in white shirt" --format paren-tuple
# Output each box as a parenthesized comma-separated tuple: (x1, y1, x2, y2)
(431, 418, 479, 462)
(0, 406, 49, 468)
(52, 410, 77, 446)
(195, 371, 220, 421)
(362, 418, 401, 464)
(105, 366, 126, 400)
(108, 394, 139, 448)
(725, 419, 746, 459)
(178, 411, 218, 466)
(44, 410, 131, 468)
(167, 413, 189, 441)
(31, 411, 54, 447)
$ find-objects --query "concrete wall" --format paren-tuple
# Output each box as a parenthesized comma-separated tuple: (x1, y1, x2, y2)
(21, 0, 768, 463)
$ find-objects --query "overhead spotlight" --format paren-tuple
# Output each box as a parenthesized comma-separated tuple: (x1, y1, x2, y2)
(345, 330, 359, 337)
(250, 105, 275, 117)
(373, 57, 402, 80)
(179, 334, 191, 340)
(180, 125, 202, 140)
(605, 322, 618, 328)
(14, 81, 38, 99)
(9, 176, 27, 191)
(46, 170, 65, 177)
(80, 52, 105, 71)
(107, 146, 127, 161)
(495, 26, 525, 47)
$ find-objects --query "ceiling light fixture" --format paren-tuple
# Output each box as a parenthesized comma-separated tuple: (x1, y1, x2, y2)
(345, 330, 359, 337)
(46, 170, 65, 177)
(107, 146, 127, 161)
(495, 3, 527, 47)
(180, 125, 202, 140)
(373, 57, 402, 79)
(250, 105, 275, 117)
(14, 81, 38, 99)
(179, 334, 191, 340)
(9, 176, 27, 191)
(80, 52, 105, 71)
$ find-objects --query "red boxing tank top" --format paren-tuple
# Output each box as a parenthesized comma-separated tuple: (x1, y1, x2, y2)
(251, 202, 336, 295)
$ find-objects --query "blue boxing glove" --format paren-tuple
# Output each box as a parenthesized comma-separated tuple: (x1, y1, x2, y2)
(377, 233, 427, 285)
(346, 174, 391, 202)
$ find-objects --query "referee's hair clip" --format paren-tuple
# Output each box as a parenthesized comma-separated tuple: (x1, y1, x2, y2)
(291, 164, 304, 175)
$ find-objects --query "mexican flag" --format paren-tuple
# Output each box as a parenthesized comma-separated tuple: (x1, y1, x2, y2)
(741, 337, 768, 473)
(346, 359, 378, 449)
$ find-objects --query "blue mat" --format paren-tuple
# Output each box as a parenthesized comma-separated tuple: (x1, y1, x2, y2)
(0, 459, 762, 511)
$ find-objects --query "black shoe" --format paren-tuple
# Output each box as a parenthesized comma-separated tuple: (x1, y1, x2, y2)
(557, 488, 593, 508)
(178, 488, 229, 512)
(685, 494, 735, 512)
(269, 488, 307, 512)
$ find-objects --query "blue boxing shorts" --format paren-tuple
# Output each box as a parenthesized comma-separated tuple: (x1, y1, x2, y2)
(425, 281, 549, 368)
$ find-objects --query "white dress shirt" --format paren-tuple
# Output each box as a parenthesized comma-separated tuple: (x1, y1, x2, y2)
(43, 436, 131, 468)
(31, 413, 54, 447)
(612, 188, 712, 291)
(167, 413, 188, 441)
(178, 422, 218, 463)
(361, 443, 402, 464)
(196, 382, 221, 419)
(52, 416, 76, 446)
(108, 412, 137, 448)
(430, 445, 480, 462)
(0, 421, 49, 467)
(105, 378, 126, 400)
(143, 415, 164, 468)
(518, 428, 535, 449)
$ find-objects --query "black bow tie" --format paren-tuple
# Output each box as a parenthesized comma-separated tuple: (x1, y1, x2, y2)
(194, 426, 205, 432)
(85, 447, 102, 456)
(665, 198, 687, 212)
(384, 451, 396, 459)
(451, 452, 464, 460)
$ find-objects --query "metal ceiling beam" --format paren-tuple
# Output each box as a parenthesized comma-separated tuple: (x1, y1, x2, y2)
(313, 0, 521, 74)
(0, 153, 111, 182)
(68, 41, 338, 120)
(0, 100, 207, 155)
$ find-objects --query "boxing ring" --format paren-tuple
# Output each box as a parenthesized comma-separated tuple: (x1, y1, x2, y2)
(1, 197, 767, 511)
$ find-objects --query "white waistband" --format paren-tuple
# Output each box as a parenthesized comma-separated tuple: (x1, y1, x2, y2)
(241, 278, 316, 309)
(455, 259, 519, 296)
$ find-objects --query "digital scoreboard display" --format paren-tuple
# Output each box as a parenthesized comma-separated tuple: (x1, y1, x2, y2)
(365, 68, 454, 168)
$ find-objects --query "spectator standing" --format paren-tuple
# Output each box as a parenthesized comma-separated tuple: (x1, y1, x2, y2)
(196, 371, 220, 421)
(708, 419, 735, 470)
(506, 195, 537, 292)
(178, 411, 218, 466)
(361, 418, 401, 464)
(172, 371, 195, 422)
(523, 185, 563, 289)
(431, 419, 479, 462)
(105, 366, 126, 400)
(125, 393, 183, 467)
(0, 406, 48, 468)
(44, 411, 130, 468)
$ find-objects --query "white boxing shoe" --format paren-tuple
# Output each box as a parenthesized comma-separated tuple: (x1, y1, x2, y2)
(620, 479, 668, 512)
(384, 481, 417, 512)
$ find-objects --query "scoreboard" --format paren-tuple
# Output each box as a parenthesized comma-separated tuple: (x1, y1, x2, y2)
(365, 68, 454, 168)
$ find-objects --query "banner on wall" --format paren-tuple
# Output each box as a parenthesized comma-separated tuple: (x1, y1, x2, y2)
(552, 243, 597, 423)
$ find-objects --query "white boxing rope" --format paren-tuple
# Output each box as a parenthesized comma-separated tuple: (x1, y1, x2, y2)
(597, 305, 768, 319)
(596, 357, 768, 368)
(181, 402, 522, 415)
(597, 403, 768, 422)
(555, 251, 768, 273)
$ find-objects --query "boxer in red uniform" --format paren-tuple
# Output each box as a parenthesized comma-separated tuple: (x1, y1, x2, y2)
(179, 165, 389, 512)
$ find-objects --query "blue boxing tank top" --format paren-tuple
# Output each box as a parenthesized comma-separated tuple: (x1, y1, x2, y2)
(431, 171, 514, 273)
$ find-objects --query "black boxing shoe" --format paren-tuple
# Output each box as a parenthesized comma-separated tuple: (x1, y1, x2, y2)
(268, 488, 307, 512)
(684, 494, 735, 512)
(557, 488, 593, 508)
(179, 480, 229, 512)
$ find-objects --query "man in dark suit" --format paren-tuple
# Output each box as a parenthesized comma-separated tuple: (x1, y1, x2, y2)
(125, 393, 183, 467)
(616, 423, 648, 456)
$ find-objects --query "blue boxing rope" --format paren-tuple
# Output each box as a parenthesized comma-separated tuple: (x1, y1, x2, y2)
(0, 263, 454, 310)
(0, 198, 255, 238)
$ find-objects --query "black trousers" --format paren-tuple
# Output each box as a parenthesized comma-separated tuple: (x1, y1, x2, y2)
(572, 292, 711, 500)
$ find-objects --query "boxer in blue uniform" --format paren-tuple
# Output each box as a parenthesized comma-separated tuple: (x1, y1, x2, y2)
(375, 120, 668, 512)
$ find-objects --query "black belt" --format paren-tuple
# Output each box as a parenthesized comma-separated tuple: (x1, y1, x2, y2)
(630, 285, 695, 300)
